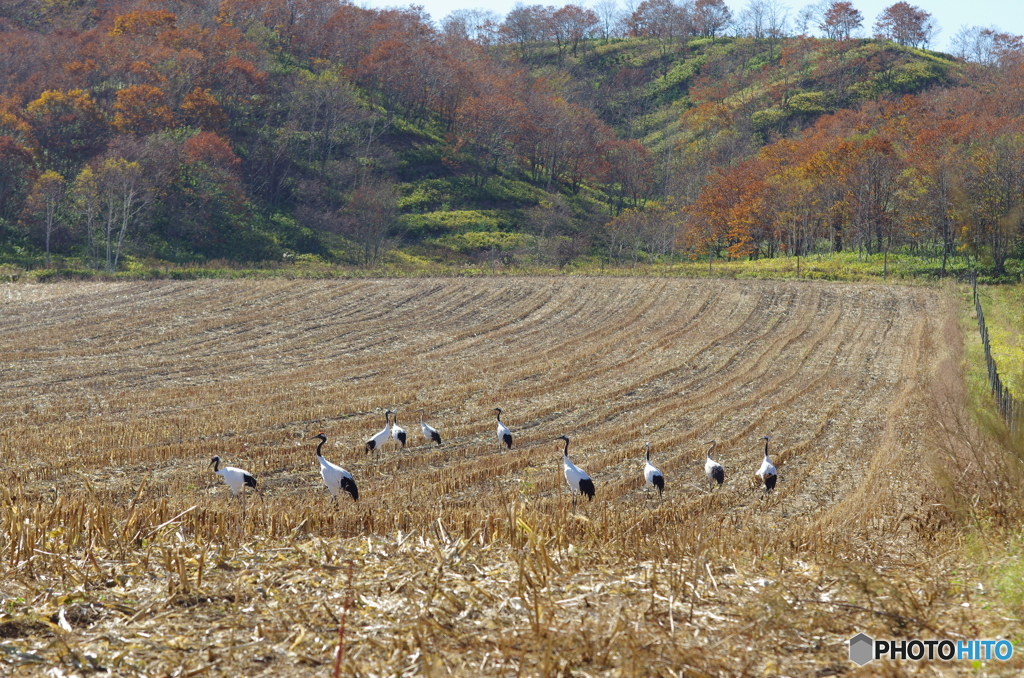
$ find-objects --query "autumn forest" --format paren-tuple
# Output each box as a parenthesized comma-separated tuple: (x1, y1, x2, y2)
(2, 0, 1024, 276)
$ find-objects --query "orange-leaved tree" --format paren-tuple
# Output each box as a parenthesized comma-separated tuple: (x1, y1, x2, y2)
(114, 84, 176, 135)
(681, 167, 734, 269)
(551, 5, 599, 58)
(454, 92, 528, 186)
(0, 100, 38, 222)
(25, 89, 108, 175)
(873, 2, 935, 48)
(154, 131, 248, 255)
(180, 88, 228, 132)
(820, 1, 862, 40)
(110, 10, 177, 37)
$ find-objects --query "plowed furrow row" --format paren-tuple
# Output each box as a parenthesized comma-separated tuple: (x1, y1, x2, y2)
(0, 279, 946, 547)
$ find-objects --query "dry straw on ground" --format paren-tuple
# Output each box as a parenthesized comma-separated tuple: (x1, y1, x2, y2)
(0, 278, 1020, 676)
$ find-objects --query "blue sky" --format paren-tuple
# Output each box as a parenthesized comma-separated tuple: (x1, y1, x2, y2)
(356, 0, 1024, 53)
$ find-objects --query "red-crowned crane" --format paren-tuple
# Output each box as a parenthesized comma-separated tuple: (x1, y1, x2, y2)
(704, 440, 724, 490)
(365, 410, 393, 455)
(757, 435, 777, 493)
(494, 408, 513, 449)
(209, 455, 257, 498)
(559, 435, 595, 506)
(642, 442, 664, 497)
(391, 412, 407, 449)
(311, 433, 358, 502)
(419, 409, 442, 447)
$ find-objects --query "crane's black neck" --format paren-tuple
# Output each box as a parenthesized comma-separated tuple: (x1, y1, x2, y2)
(212, 458, 220, 472)
(562, 438, 570, 457)
(645, 445, 651, 462)
(315, 438, 326, 458)
(763, 438, 770, 458)
(496, 411, 502, 423)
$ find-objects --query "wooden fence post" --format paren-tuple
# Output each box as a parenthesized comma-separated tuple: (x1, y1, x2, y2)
(972, 273, 1021, 432)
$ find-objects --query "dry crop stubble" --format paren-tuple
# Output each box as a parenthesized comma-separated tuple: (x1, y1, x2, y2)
(1, 278, 1020, 676)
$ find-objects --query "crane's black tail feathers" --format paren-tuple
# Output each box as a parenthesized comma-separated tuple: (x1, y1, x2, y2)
(341, 477, 359, 501)
(579, 478, 595, 501)
(711, 466, 724, 486)
(502, 433, 513, 449)
(653, 474, 665, 495)
(242, 473, 263, 501)
(430, 431, 442, 446)
(764, 474, 777, 492)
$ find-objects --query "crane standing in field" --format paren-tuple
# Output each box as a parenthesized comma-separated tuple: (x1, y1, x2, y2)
(365, 410, 393, 455)
(311, 433, 359, 502)
(643, 442, 664, 497)
(391, 412, 407, 450)
(419, 409, 442, 447)
(704, 440, 724, 490)
(494, 408, 513, 449)
(559, 435, 595, 506)
(757, 435, 777, 493)
(209, 455, 258, 499)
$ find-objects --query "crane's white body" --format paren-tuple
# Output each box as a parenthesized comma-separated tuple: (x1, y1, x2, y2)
(420, 411, 442, 446)
(704, 441, 724, 489)
(312, 434, 358, 501)
(366, 410, 393, 453)
(564, 456, 591, 489)
(497, 420, 512, 446)
(643, 442, 664, 496)
(757, 455, 777, 480)
(757, 436, 777, 491)
(319, 455, 355, 499)
(210, 456, 256, 497)
(559, 436, 594, 504)
(495, 408, 513, 449)
(391, 413, 407, 449)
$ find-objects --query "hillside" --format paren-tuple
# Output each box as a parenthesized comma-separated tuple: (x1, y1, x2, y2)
(1, 1, 1022, 276)
(519, 34, 955, 148)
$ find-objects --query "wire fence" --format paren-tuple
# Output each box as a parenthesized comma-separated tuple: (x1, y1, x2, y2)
(973, 274, 1021, 435)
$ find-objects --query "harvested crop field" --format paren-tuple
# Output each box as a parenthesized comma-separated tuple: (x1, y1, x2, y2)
(0, 277, 1018, 676)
